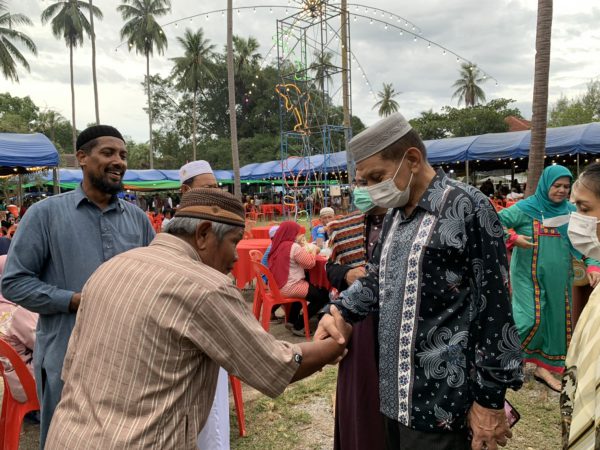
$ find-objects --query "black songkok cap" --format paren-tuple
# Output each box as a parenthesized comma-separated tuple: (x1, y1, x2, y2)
(76, 125, 125, 150)
(175, 188, 246, 227)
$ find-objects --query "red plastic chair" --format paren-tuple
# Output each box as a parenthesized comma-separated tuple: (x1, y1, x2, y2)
(228, 375, 246, 437)
(0, 338, 39, 450)
(251, 261, 310, 341)
(249, 250, 265, 318)
(246, 207, 264, 222)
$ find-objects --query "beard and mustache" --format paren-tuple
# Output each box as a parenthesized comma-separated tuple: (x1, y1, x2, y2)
(88, 168, 124, 195)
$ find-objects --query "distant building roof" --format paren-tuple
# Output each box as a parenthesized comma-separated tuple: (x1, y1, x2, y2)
(504, 116, 532, 131)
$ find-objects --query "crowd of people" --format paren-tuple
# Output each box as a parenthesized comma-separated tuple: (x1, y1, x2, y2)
(0, 115, 599, 450)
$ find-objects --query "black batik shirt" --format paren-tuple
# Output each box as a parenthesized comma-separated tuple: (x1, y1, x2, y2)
(332, 169, 524, 432)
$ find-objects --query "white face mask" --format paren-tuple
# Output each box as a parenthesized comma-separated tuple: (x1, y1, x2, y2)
(542, 214, 571, 228)
(367, 153, 413, 209)
(568, 212, 600, 259)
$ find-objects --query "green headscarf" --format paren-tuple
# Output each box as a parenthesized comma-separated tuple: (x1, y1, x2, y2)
(516, 164, 575, 240)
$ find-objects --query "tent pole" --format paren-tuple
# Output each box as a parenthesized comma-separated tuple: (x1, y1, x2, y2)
(465, 160, 470, 184)
(577, 153, 580, 177)
(17, 173, 23, 209)
(52, 168, 60, 195)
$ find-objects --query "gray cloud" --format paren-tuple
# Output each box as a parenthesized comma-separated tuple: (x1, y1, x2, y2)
(5, 0, 600, 142)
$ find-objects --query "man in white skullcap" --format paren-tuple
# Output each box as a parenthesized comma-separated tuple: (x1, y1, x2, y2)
(179, 160, 230, 450)
(180, 160, 219, 192)
(311, 206, 335, 248)
(316, 112, 524, 450)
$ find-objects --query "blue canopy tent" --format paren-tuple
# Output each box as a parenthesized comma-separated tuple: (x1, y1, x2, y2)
(159, 169, 234, 183)
(0, 133, 59, 175)
(0, 133, 60, 205)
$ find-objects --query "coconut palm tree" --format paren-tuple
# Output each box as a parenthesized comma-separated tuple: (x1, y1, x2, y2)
(525, 0, 553, 197)
(310, 50, 334, 93)
(232, 35, 260, 76)
(36, 109, 67, 143)
(41, 0, 102, 154)
(118, 0, 170, 169)
(451, 63, 487, 107)
(170, 28, 215, 161)
(0, 7, 37, 83)
(88, 0, 101, 124)
(227, 0, 241, 199)
(373, 83, 400, 117)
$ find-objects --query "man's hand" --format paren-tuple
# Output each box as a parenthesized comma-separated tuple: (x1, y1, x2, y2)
(332, 305, 352, 344)
(344, 266, 366, 285)
(513, 235, 535, 249)
(467, 401, 512, 450)
(587, 271, 600, 288)
(69, 292, 82, 313)
(314, 306, 348, 345)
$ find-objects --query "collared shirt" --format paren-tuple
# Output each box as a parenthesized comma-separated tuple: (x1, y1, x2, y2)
(46, 233, 301, 450)
(1, 185, 154, 432)
(332, 169, 523, 432)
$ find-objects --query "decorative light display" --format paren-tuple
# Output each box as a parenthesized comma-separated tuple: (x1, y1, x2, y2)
(275, 83, 312, 133)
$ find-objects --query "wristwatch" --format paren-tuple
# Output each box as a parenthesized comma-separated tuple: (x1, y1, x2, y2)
(293, 353, 303, 365)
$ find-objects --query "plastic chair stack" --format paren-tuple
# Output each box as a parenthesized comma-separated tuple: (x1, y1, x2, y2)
(251, 260, 310, 341)
(0, 338, 40, 450)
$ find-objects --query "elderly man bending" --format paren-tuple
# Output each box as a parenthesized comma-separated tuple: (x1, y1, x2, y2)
(45, 188, 350, 450)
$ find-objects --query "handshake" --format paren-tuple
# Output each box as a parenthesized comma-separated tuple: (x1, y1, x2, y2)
(314, 306, 353, 364)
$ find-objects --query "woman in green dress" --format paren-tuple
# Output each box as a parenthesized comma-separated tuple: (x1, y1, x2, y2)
(499, 165, 599, 392)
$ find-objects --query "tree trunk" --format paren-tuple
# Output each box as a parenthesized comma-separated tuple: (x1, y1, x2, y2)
(70, 44, 77, 155)
(192, 89, 197, 161)
(526, 0, 553, 197)
(146, 53, 154, 169)
(89, 0, 99, 124)
(227, 0, 241, 200)
(340, 0, 354, 183)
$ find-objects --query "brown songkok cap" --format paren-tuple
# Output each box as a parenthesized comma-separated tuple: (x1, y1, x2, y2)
(175, 188, 245, 227)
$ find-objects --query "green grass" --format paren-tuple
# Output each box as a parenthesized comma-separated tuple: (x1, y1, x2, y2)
(230, 367, 562, 450)
(231, 367, 338, 450)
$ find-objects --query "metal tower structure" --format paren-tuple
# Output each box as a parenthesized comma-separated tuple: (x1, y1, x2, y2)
(275, 0, 352, 211)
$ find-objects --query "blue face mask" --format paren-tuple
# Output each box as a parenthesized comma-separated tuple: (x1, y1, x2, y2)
(353, 187, 375, 213)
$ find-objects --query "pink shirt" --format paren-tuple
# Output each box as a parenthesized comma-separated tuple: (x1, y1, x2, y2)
(281, 243, 316, 297)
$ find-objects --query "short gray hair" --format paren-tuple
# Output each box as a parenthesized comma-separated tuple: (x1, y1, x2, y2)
(164, 217, 240, 241)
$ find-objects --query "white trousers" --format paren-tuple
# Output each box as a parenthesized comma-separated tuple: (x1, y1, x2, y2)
(197, 367, 230, 450)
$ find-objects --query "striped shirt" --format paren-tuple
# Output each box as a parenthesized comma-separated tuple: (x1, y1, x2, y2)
(280, 243, 316, 298)
(46, 233, 300, 450)
(327, 212, 367, 268)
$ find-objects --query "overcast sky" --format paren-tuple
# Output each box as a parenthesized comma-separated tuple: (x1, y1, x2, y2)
(5, 0, 600, 143)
